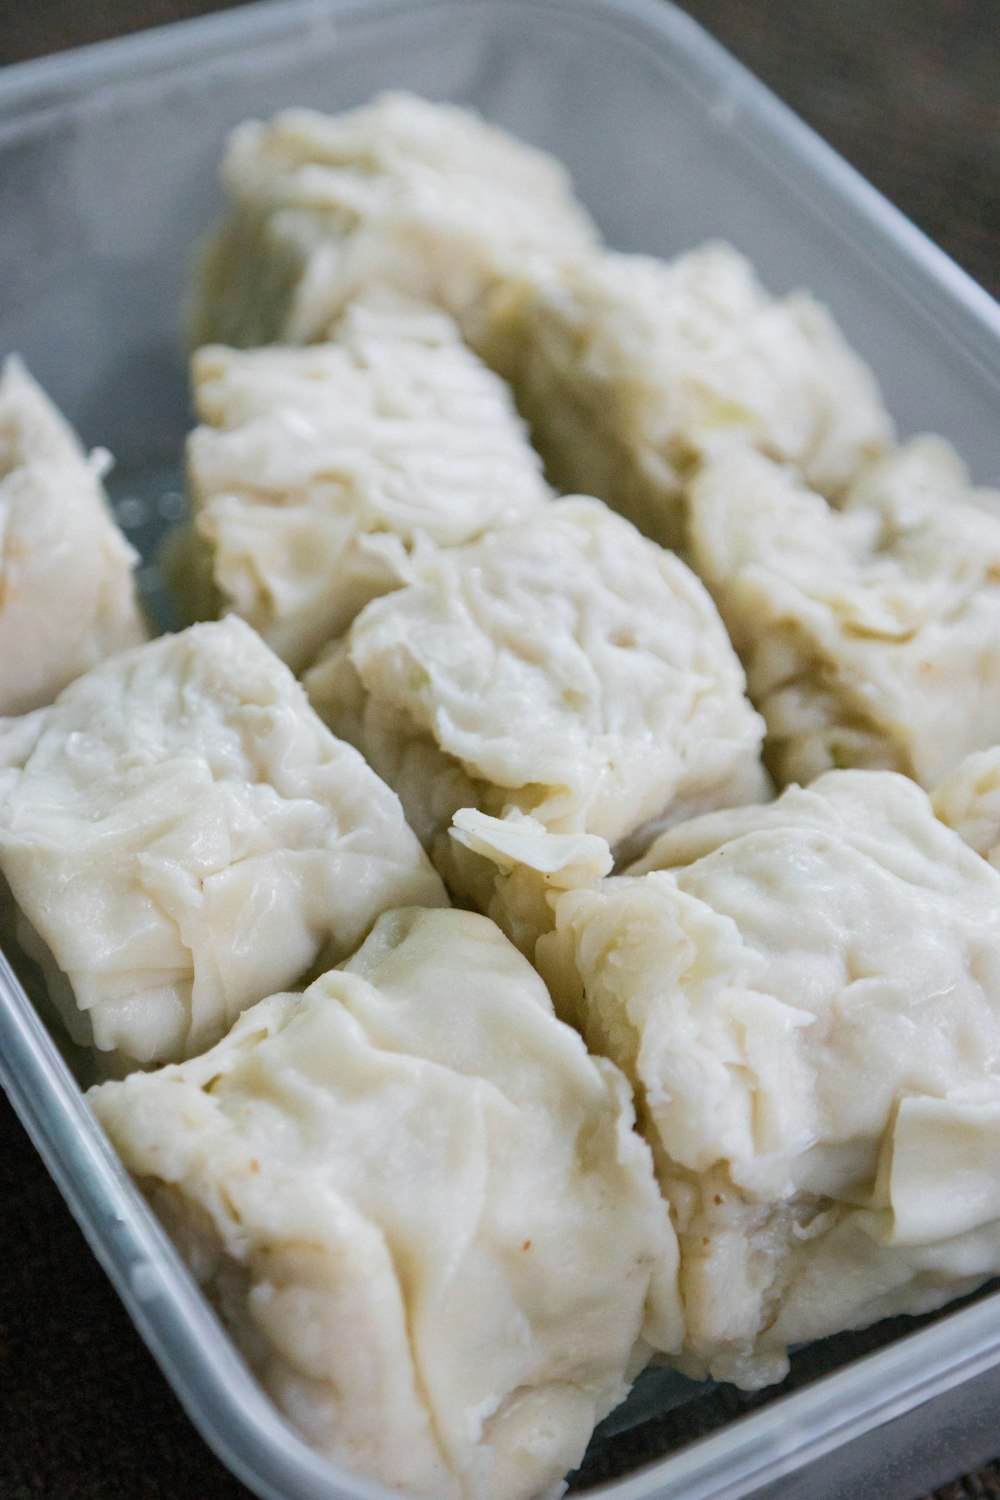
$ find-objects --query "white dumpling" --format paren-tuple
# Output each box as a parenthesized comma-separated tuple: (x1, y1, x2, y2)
(0, 357, 147, 716)
(189, 93, 599, 350)
(89, 906, 680, 1500)
(933, 746, 1000, 862)
(688, 441, 1000, 789)
(184, 293, 550, 671)
(536, 771, 1000, 1389)
(0, 617, 445, 1069)
(304, 497, 766, 940)
(477, 242, 892, 547)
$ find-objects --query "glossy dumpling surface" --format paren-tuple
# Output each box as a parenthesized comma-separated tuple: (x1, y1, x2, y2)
(538, 771, 1000, 1387)
(689, 441, 1000, 788)
(184, 293, 550, 671)
(305, 496, 766, 935)
(89, 907, 680, 1499)
(0, 617, 445, 1068)
(190, 93, 599, 349)
(477, 242, 891, 548)
(0, 357, 147, 716)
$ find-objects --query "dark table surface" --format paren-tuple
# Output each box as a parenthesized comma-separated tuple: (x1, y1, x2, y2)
(1, 2, 998, 1498)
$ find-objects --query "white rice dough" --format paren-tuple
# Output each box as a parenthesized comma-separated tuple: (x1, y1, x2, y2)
(0, 617, 445, 1069)
(90, 907, 681, 1498)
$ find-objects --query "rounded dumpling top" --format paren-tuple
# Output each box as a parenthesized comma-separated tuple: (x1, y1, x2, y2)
(689, 441, 1000, 788)
(190, 92, 600, 349)
(539, 769, 1000, 1387)
(0, 617, 445, 1068)
(307, 496, 766, 853)
(0, 356, 147, 717)
(184, 291, 551, 671)
(477, 241, 892, 547)
(89, 906, 679, 1500)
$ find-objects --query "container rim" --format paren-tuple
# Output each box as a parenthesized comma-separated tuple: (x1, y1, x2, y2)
(1, 0, 998, 366)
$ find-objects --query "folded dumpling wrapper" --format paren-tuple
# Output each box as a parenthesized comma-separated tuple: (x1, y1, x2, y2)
(89, 906, 681, 1500)
(183, 293, 551, 671)
(688, 441, 1000, 789)
(0, 617, 445, 1070)
(304, 497, 767, 944)
(475, 242, 892, 548)
(189, 93, 599, 350)
(0, 357, 147, 716)
(535, 770, 1000, 1388)
(934, 746, 1000, 863)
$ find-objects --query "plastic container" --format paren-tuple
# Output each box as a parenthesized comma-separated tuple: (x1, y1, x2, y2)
(1, 2, 999, 1497)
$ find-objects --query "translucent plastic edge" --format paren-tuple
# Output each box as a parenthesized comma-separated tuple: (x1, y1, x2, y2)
(588, 0, 1000, 380)
(596, 1293, 1000, 1500)
(0, 0, 999, 1496)
(0, 0, 997, 385)
(0, 0, 334, 120)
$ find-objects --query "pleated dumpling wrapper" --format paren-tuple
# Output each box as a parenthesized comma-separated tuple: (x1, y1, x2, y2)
(934, 746, 1000, 862)
(535, 770, 1000, 1389)
(0, 617, 445, 1071)
(688, 441, 1000, 790)
(89, 906, 682, 1500)
(304, 497, 767, 946)
(190, 92, 600, 350)
(476, 241, 892, 549)
(183, 293, 551, 672)
(0, 356, 147, 716)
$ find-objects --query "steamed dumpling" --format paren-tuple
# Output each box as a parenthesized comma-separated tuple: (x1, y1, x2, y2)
(304, 497, 767, 941)
(477, 242, 891, 548)
(183, 293, 550, 671)
(89, 906, 680, 1500)
(190, 93, 599, 350)
(688, 441, 1000, 789)
(0, 357, 147, 716)
(0, 617, 445, 1069)
(537, 771, 1000, 1388)
(933, 746, 1000, 862)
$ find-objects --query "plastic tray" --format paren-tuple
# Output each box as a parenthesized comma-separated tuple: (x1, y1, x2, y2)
(1, 3, 1000, 1498)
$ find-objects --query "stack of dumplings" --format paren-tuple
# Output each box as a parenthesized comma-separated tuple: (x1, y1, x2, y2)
(3, 89, 1000, 1500)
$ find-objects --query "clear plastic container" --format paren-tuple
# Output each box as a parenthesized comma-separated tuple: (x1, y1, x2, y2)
(1, 2, 999, 1497)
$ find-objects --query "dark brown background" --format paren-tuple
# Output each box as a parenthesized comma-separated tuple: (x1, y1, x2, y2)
(1, 2, 998, 1497)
